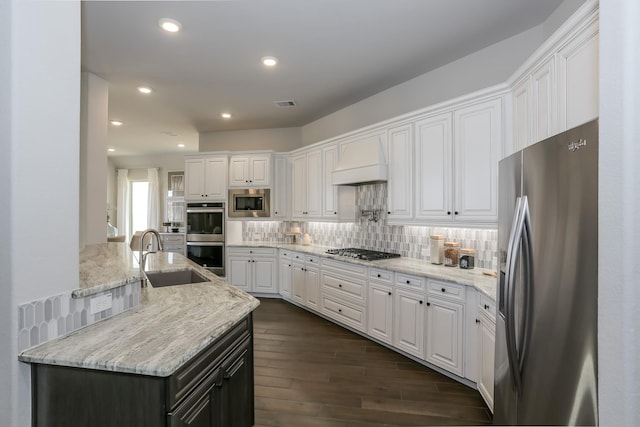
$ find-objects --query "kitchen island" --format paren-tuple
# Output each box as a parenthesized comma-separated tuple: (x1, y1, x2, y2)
(19, 245, 259, 427)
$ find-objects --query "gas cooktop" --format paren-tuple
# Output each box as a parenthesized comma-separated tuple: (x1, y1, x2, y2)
(326, 248, 401, 261)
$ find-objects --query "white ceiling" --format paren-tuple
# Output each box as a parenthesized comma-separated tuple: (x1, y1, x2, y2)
(81, 0, 564, 157)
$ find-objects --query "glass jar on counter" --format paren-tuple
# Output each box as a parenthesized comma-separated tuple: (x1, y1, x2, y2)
(444, 242, 460, 267)
(459, 248, 476, 269)
(429, 235, 445, 265)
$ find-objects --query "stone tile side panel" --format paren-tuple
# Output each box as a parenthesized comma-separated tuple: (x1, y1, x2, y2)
(17, 282, 141, 353)
(241, 184, 498, 270)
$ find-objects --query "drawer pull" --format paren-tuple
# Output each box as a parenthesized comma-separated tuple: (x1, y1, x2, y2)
(419, 300, 423, 305)
(377, 274, 381, 278)
(406, 280, 410, 284)
(484, 304, 490, 310)
(338, 308, 342, 313)
(441, 288, 446, 292)
(338, 284, 342, 287)
(476, 319, 481, 324)
(388, 292, 392, 296)
(426, 302, 430, 306)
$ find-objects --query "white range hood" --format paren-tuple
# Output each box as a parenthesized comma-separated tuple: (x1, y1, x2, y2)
(332, 134, 388, 185)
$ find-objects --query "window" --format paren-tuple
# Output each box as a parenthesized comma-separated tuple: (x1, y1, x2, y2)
(131, 180, 149, 234)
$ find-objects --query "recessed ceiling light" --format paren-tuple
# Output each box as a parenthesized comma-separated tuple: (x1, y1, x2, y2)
(159, 18, 182, 33)
(110, 120, 123, 126)
(221, 112, 232, 119)
(108, 148, 116, 152)
(261, 56, 278, 67)
(137, 86, 152, 94)
(177, 143, 185, 148)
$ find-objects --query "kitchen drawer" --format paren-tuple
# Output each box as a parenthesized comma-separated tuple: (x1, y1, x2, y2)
(305, 255, 320, 265)
(322, 258, 367, 278)
(427, 279, 465, 302)
(478, 293, 496, 323)
(369, 268, 393, 283)
(322, 295, 366, 333)
(227, 247, 276, 257)
(162, 234, 185, 243)
(395, 272, 426, 291)
(163, 245, 185, 253)
(322, 271, 366, 304)
(279, 249, 292, 259)
(291, 252, 305, 262)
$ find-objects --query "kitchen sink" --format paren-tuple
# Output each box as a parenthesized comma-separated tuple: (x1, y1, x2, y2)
(145, 269, 209, 287)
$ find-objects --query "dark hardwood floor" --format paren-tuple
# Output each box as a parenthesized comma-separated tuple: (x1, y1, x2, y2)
(252, 298, 492, 427)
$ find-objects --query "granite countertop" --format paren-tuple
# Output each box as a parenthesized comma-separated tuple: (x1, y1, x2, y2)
(19, 251, 260, 377)
(75, 243, 142, 298)
(228, 241, 498, 300)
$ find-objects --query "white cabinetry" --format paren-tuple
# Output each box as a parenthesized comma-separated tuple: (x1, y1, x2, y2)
(291, 150, 322, 219)
(368, 269, 394, 345)
(557, 17, 599, 132)
(272, 155, 289, 218)
(476, 293, 496, 412)
(321, 258, 367, 333)
(184, 155, 228, 201)
(228, 154, 272, 187)
(425, 280, 466, 377)
(387, 124, 413, 221)
(227, 247, 277, 294)
(278, 250, 293, 297)
(414, 113, 452, 221)
(453, 98, 502, 223)
(322, 145, 356, 221)
(290, 252, 320, 310)
(160, 233, 186, 256)
(393, 287, 425, 359)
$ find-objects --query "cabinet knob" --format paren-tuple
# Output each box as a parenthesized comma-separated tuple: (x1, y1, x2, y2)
(338, 308, 342, 313)
(419, 300, 423, 305)
(454, 211, 459, 215)
(387, 211, 391, 215)
(338, 284, 342, 287)
(441, 288, 446, 292)
(249, 250, 253, 254)
(388, 292, 392, 296)
(288, 264, 291, 267)
(275, 211, 278, 214)
(447, 211, 451, 215)
(249, 180, 252, 183)
(476, 319, 481, 324)
(377, 274, 381, 278)
(426, 302, 431, 306)
(484, 304, 490, 310)
(406, 280, 410, 284)
(334, 211, 337, 215)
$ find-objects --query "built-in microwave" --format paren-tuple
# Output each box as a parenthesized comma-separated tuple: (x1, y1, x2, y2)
(228, 189, 270, 218)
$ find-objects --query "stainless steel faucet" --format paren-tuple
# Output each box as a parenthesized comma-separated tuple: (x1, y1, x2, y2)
(139, 229, 164, 287)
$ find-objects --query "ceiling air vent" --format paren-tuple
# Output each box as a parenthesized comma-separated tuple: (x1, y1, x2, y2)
(273, 100, 296, 108)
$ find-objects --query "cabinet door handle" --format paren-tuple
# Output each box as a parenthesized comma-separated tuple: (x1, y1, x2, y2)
(454, 211, 459, 215)
(426, 302, 431, 306)
(419, 300, 423, 305)
(484, 304, 490, 310)
(476, 319, 481, 324)
(388, 292, 392, 296)
(224, 356, 246, 379)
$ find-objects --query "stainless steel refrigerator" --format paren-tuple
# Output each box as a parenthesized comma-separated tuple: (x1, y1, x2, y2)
(494, 119, 598, 425)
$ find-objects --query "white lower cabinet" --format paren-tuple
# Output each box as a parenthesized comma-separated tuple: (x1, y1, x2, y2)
(227, 247, 277, 294)
(291, 253, 320, 310)
(367, 282, 393, 345)
(278, 250, 293, 297)
(476, 294, 496, 412)
(393, 288, 425, 359)
(425, 296, 465, 377)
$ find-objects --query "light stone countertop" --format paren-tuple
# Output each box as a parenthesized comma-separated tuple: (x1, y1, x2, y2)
(228, 241, 499, 300)
(75, 242, 142, 298)
(19, 251, 260, 377)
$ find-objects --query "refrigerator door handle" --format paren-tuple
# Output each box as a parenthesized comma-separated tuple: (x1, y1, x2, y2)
(503, 197, 523, 394)
(506, 195, 532, 396)
(519, 197, 533, 374)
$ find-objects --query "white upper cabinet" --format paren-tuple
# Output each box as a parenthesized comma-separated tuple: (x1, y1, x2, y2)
(387, 124, 413, 221)
(272, 155, 289, 218)
(557, 18, 599, 131)
(453, 98, 501, 223)
(323, 145, 340, 218)
(510, 4, 598, 150)
(228, 154, 272, 187)
(184, 155, 228, 201)
(414, 112, 453, 221)
(291, 149, 322, 219)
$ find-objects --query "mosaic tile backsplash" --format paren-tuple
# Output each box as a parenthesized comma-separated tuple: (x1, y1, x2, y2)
(242, 184, 498, 270)
(17, 282, 141, 353)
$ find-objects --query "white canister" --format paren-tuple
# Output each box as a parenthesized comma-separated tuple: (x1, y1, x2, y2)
(429, 235, 445, 264)
(301, 233, 312, 246)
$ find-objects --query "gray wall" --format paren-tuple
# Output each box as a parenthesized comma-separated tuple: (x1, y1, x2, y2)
(199, 127, 302, 153)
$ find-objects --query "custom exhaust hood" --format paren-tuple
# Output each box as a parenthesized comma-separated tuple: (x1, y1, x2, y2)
(332, 134, 388, 186)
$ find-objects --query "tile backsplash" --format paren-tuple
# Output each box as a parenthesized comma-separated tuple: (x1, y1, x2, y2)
(243, 183, 498, 270)
(17, 282, 141, 353)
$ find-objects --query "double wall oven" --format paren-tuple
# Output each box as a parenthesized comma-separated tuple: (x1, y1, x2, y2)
(186, 202, 225, 276)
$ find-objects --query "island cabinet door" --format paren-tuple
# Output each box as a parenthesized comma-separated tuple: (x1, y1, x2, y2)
(168, 369, 222, 427)
(220, 336, 254, 427)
